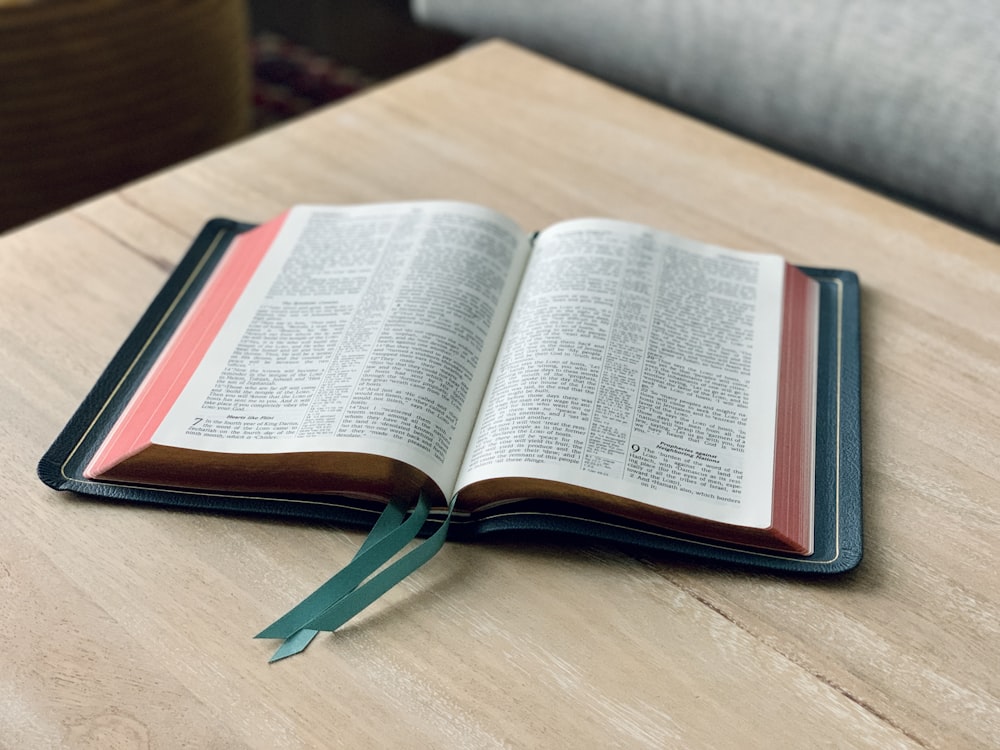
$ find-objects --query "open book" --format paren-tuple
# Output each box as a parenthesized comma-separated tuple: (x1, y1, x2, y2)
(40, 201, 862, 656)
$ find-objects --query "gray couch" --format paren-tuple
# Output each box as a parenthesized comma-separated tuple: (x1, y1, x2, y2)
(412, 0, 1000, 236)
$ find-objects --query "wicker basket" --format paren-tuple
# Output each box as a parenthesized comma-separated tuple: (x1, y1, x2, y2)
(0, 0, 250, 231)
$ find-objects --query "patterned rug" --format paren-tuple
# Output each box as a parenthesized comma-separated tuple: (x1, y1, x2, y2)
(251, 32, 377, 129)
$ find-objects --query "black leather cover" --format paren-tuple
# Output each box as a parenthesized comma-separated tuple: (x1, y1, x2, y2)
(38, 220, 863, 574)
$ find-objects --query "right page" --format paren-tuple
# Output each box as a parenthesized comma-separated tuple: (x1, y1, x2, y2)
(456, 218, 809, 537)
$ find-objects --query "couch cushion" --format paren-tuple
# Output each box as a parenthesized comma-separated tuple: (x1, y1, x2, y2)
(413, 0, 1000, 235)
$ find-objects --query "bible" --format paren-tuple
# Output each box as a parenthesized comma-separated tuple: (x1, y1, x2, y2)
(39, 201, 862, 657)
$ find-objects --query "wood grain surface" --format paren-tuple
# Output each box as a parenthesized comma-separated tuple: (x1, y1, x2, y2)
(2, 40, 998, 749)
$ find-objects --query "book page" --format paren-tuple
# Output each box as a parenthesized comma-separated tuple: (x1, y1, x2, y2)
(152, 202, 530, 496)
(456, 218, 785, 528)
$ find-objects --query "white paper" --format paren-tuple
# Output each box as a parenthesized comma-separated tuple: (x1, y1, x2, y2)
(457, 218, 785, 528)
(154, 202, 530, 496)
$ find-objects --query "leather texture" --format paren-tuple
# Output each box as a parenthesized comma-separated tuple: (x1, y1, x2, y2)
(453, 268, 863, 574)
(38, 221, 862, 575)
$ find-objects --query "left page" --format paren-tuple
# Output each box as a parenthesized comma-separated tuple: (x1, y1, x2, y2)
(87, 202, 530, 499)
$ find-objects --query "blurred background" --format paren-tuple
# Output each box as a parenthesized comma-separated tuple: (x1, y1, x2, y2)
(0, 0, 463, 233)
(4, 2, 997, 239)
(248, 0, 463, 128)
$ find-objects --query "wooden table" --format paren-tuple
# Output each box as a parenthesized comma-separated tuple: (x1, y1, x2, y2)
(3, 40, 998, 749)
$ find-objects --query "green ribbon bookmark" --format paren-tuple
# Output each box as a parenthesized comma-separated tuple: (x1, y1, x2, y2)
(262, 494, 409, 662)
(258, 492, 453, 662)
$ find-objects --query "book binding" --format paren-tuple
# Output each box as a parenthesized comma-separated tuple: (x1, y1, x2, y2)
(38, 218, 863, 656)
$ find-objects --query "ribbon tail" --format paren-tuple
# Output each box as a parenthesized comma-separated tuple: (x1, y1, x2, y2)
(259, 492, 452, 662)
(262, 496, 410, 660)
(268, 628, 318, 662)
(255, 494, 427, 640)
(295, 509, 451, 634)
